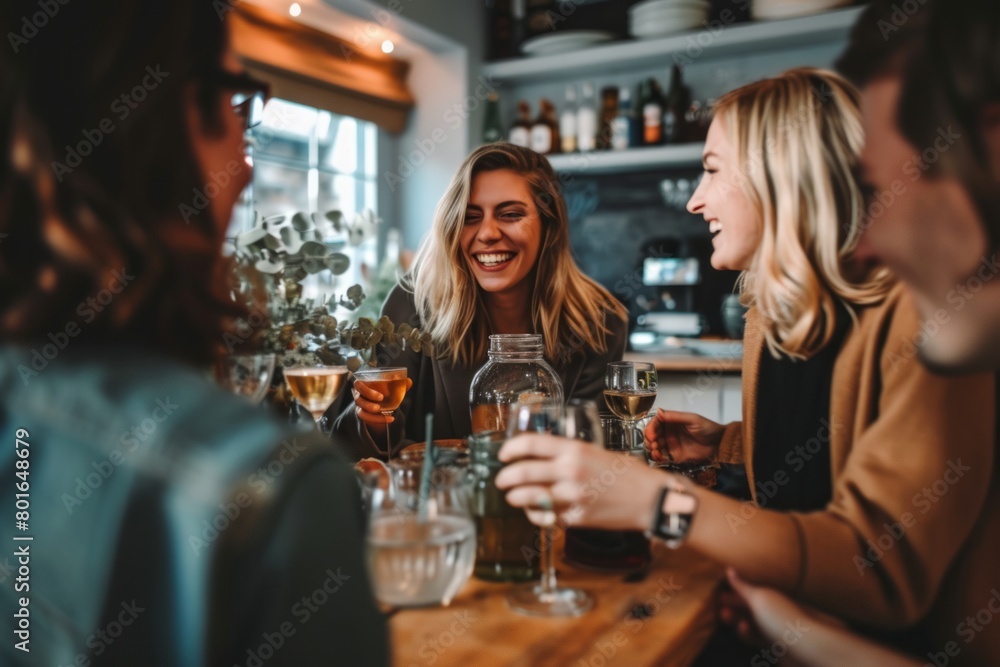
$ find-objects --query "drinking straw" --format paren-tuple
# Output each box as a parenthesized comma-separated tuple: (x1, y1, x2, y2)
(417, 413, 435, 523)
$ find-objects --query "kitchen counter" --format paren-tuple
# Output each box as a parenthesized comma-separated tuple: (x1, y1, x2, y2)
(625, 338, 743, 374)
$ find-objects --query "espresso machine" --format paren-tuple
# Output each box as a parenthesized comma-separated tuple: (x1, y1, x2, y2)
(628, 237, 703, 349)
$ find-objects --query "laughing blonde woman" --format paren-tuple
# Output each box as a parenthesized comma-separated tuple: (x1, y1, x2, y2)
(495, 69, 999, 662)
(334, 143, 627, 459)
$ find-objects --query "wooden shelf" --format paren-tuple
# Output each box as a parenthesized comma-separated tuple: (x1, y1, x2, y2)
(483, 6, 864, 83)
(545, 143, 704, 174)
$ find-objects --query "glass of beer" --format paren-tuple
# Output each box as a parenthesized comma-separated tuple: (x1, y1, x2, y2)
(283, 365, 349, 432)
(603, 362, 657, 453)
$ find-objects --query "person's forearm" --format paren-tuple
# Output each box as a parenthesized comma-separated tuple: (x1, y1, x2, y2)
(638, 473, 801, 590)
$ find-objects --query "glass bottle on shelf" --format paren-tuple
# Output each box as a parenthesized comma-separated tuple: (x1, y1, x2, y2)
(630, 82, 644, 148)
(560, 85, 578, 153)
(509, 100, 532, 147)
(577, 81, 597, 153)
(530, 98, 560, 155)
(596, 86, 618, 151)
(663, 64, 691, 144)
(643, 78, 664, 146)
(469, 334, 564, 434)
(483, 92, 504, 144)
(610, 86, 632, 151)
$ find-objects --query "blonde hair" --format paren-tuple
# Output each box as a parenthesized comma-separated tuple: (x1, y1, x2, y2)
(714, 68, 893, 359)
(404, 143, 627, 367)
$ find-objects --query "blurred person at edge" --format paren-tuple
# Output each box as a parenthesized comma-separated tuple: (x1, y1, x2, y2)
(701, 1, 1000, 666)
(335, 142, 628, 460)
(0, 1, 388, 665)
(495, 68, 998, 665)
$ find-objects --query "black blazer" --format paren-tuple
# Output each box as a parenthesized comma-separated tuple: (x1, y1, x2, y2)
(333, 284, 628, 461)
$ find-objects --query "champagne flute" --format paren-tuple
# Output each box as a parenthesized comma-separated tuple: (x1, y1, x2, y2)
(283, 365, 349, 433)
(505, 400, 594, 617)
(603, 362, 657, 455)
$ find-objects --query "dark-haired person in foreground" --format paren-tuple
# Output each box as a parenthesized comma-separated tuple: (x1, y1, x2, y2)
(0, 1, 387, 665)
(717, 1, 1000, 664)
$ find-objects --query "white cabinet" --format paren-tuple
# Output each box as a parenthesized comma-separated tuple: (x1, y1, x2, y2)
(652, 372, 742, 425)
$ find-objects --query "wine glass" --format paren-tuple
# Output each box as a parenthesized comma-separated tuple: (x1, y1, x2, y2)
(505, 399, 594, 617)
(283, 365, 349, 433)
(213, 353, 276, 404)
(603, 362, 657, 455)
(352, 366, 409, 456)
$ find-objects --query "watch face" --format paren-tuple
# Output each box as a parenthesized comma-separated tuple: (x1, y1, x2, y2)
(652, 486, 697, 548)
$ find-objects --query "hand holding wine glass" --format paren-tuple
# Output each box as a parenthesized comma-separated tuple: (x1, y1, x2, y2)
(504, 399, 594, 617)
(353, 371, 414, 427)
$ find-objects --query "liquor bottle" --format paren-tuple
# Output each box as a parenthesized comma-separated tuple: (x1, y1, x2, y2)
(483, 92, 504, 144)
(643, 78, 664, 146)
(530, 98, 560, 155)
(560, 85, 578, 153)
(509, 101, 532, 147)
(596, 86, 618, 151)
(577, 81, 597, 153)
(630, 82, 644, 148)
(663, 64, 691, 144)
(610, 86, 632, 150)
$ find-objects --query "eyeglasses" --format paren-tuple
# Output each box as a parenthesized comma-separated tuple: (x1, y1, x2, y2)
(208, 69, 272, 130)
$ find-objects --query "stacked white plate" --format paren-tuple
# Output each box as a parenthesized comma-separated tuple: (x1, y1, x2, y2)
(752, 0, 852, 21)
(628, 0, 711, 39)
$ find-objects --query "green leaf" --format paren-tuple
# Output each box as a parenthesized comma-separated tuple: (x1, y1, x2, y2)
(397, 323, 413, 337)
(358, 317, 376, 331)
(346, 356, 362, 372)
(376, 316, 394, 334)
(369, 330, 383, 347)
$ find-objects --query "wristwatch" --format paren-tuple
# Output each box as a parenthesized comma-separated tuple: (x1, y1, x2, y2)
(647, 482, 698, 548)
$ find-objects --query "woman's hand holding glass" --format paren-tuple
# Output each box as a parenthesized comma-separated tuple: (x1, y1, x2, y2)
(643, 408, 725, 464)
(352, 377, 414, 427)
(496, 434, 666, 533)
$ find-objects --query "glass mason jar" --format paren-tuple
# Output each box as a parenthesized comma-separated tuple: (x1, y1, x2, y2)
(469, 334, 564, 434)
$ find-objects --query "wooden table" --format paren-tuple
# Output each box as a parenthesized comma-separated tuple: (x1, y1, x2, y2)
(390, 541, 724, 667)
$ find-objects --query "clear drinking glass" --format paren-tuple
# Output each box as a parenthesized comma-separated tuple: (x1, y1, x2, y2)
(213, 353, 276, 404)
(604, 362, 658, 454)
(353, 366, 409, 456)
(366, 453, 476, 608)
(283, 365, 349, 432)
(505, 400, 594, 617)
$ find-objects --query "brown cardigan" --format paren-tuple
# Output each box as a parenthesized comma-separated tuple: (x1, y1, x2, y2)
(718, 285, 998, 663)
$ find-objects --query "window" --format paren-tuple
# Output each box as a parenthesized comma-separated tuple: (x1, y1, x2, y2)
(229, 98, 380, 305)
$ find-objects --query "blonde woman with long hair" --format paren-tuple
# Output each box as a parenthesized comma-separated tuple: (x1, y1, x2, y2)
(335, 143, 627, 458)
(495, 69, 997, 660)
